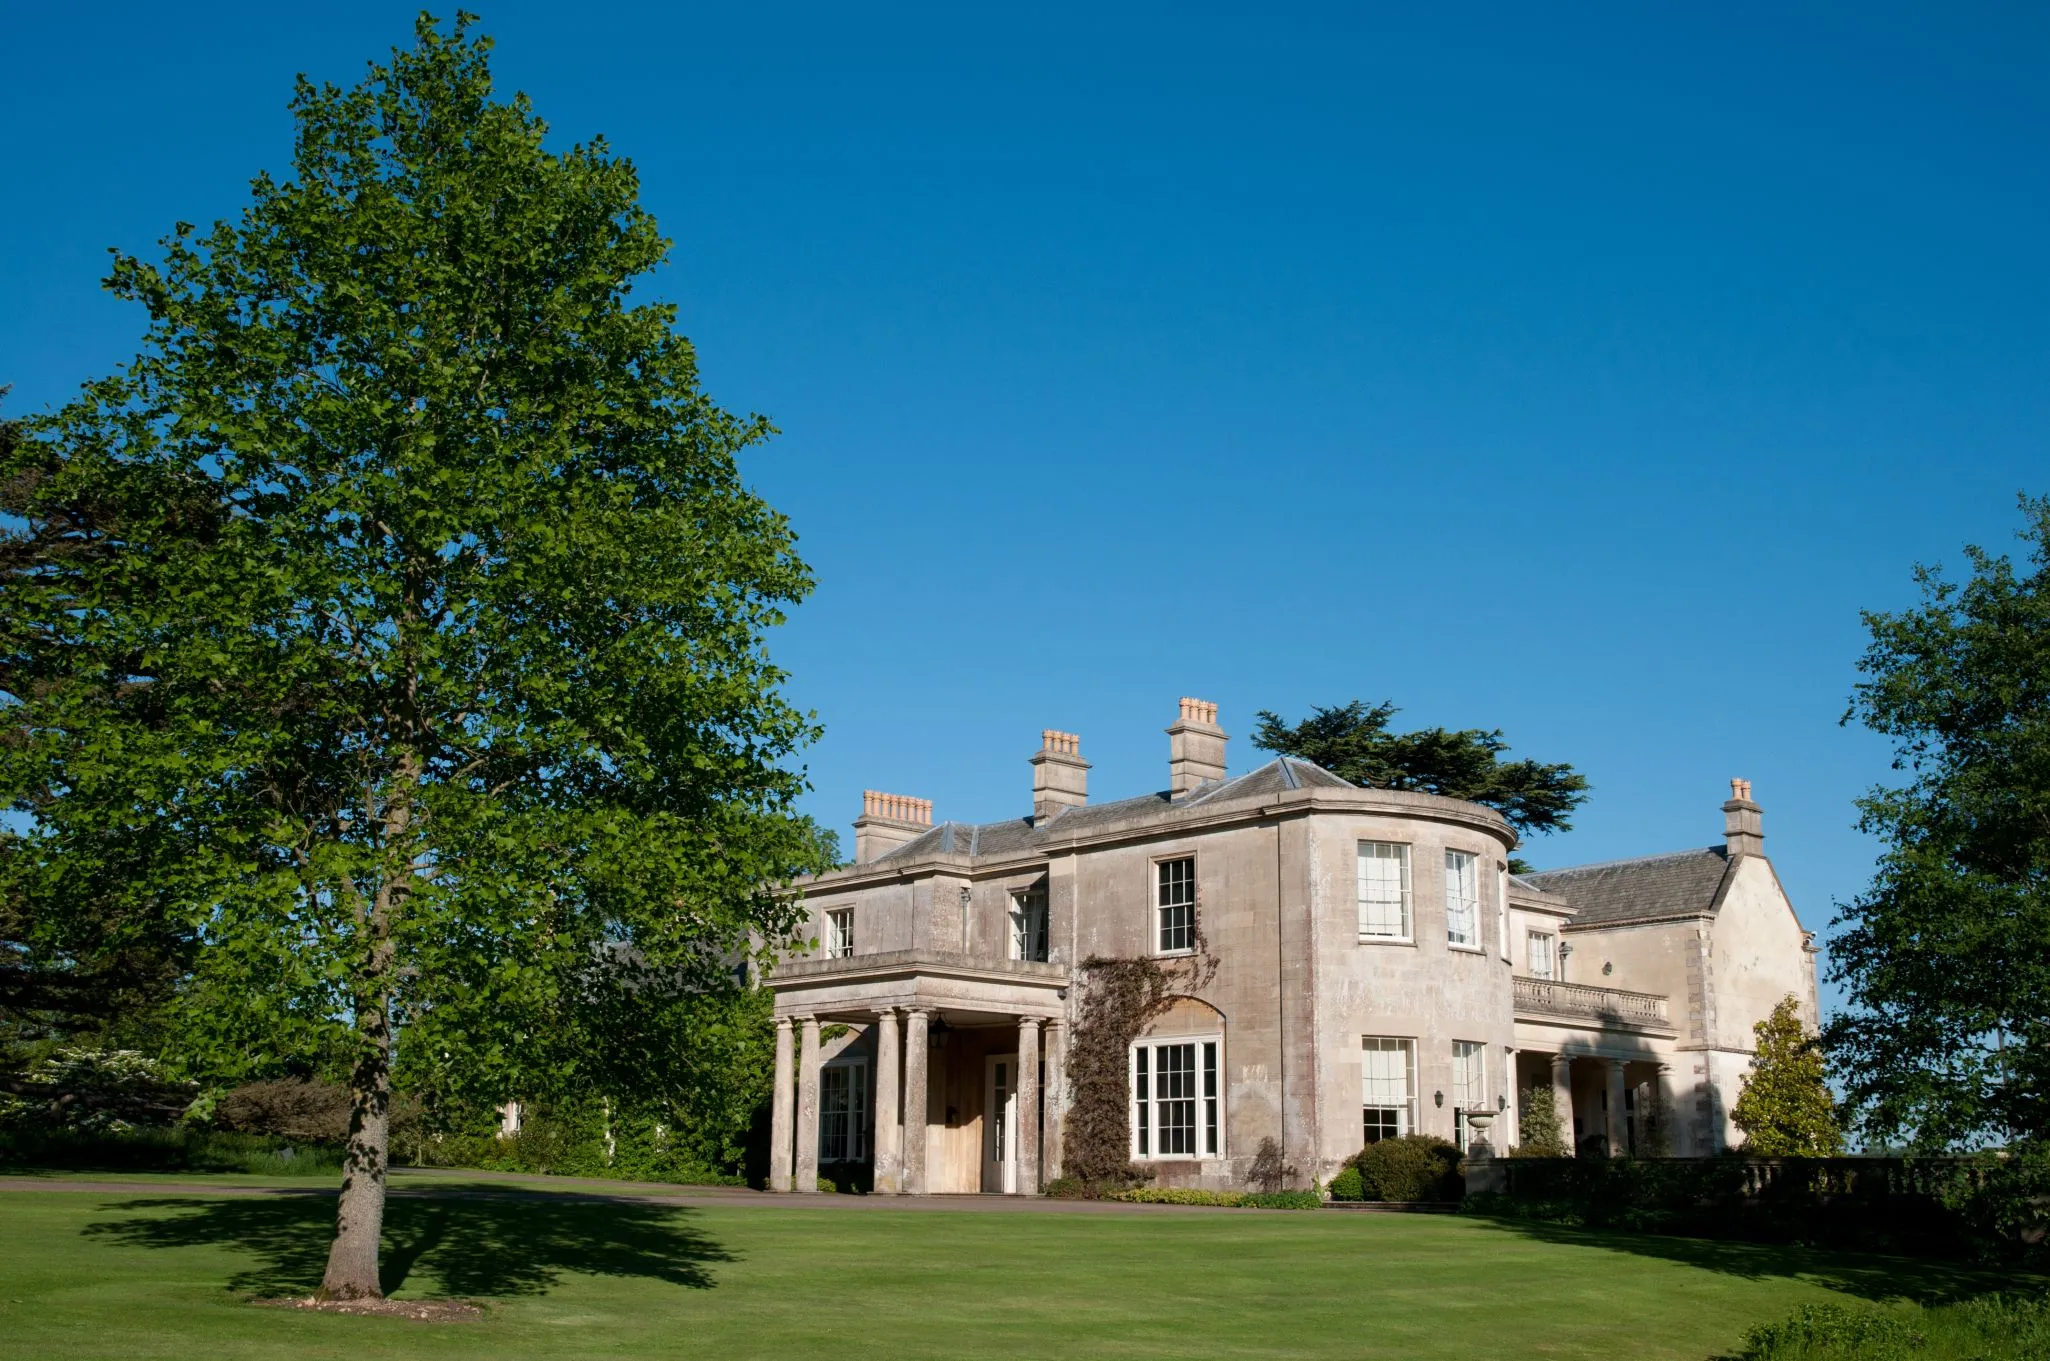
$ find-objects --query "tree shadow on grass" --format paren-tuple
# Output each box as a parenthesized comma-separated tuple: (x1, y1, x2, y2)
(84, 1185, 734, 1299)
(1465, 1214, 2032, 1305)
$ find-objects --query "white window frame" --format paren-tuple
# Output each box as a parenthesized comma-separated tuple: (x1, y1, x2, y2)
(819, 1058, 870, 1163)
(1527, 930, 1556, 980)
(1444, 850, 1480, 949)
(1129, 1035, 1223, 1160)
(1361, 1036, 1418, 1145)
(1010, 887, 1049, 962)
(1154, 856, 1197, 956)
(1356, 841, 1413, 941)
(1452, 1040, 1486, 1147)
(826, 906, 854, 959)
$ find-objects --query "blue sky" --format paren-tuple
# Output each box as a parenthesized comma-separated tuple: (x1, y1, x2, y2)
(4, 4, 2045, 1011)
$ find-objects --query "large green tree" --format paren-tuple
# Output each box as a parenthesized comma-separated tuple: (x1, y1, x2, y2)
(0, 16, 829, 1298)
(1828, 495, 2050, 1150)
(1252, 700, 1590, 854)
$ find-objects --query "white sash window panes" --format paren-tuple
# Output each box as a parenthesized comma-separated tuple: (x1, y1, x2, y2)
(819, 1061, 869, 1163)
(1156, 858, 1196, 954)
(1528, 931, 1555, 980)
(1356, 841, 1412, 940)
(1452, 1041, 1485, 1148)
(1130, 1037, 1222, 1159)
(1010, 888, 1049, 962)
(1444, 850, 1479, 948)
(826, 907, 854, 959)
(1361, 1037, 1416, 1145)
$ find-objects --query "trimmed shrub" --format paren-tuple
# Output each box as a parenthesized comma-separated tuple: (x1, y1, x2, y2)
(1327, 1166, 1366, 1201)
(0, 1124, 344, 1175)
(1354, 1135, 1463, 1202)
(1105, 1187, 1319, 1209)
(1043, 1176, 1087, 1200)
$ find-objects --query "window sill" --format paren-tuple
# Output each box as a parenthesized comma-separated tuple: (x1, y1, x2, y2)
(1357, 935, 1416, 947)
(1447, 942, 1486, 954)
(1153, 948, 1198, 959)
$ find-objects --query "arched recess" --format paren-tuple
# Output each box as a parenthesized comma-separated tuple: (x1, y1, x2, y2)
(1145, 995, 1226, 1039)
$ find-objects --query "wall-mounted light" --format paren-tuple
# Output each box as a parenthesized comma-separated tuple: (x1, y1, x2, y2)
(1433, 1090, 1444, 1108)
(1602, 961, 1614, 976)
(1498, 1094, 1508, 1112)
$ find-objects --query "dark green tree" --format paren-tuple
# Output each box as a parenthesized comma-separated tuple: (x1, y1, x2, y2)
(1731, 995, 1842, 1156)
(1828, 495, 2050, 1149)
(1251, 700, 1589, 857)
(0, 16, 829, 1298)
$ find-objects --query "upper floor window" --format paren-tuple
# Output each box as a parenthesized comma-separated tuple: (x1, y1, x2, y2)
(1356, 841, 1412, 939)
(1131, 1037, 1220, 1159)
(1527, 930, 1555, 980)
(1156, 858, 1196, 954)
(1452, 1040, 1487, 1148)
(826, 906, 854, 959)
(1362, 1036, 1417, 1144)
(1010, 888, 1049, 962)
(1444, 850, 1479, 948)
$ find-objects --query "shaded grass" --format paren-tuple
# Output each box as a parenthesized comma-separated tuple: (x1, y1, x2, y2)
(0, 1180, 2014, 1360)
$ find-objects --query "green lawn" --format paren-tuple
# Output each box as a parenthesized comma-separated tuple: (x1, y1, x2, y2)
(0, 1178, 1995, 1360)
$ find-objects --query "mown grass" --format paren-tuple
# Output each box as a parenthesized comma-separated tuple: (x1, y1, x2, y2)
(0, 1177, 2018, 1360)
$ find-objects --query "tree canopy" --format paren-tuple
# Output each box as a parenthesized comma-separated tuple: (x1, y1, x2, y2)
(1731, 995, 1842, 1157)
(0, 15, 829, 1297)
(1827, 495, 2050, 1150)
(1251, 700, 1590, 852)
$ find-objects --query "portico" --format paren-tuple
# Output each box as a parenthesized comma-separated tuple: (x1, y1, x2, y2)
(766, 949, 1068, 1194)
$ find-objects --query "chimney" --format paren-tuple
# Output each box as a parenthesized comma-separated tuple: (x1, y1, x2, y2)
(1722, 778, 1764, 858)
(854, 790, 932, 864)
(1167, 697, 1227, 794)
(1030, 729, 1089, 822)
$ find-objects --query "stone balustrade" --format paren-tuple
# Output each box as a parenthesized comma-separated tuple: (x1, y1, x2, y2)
(1514, 976, 1671, 1030)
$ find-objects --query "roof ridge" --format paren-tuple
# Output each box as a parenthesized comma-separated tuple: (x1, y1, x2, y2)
(1526, 845, 1726, 877)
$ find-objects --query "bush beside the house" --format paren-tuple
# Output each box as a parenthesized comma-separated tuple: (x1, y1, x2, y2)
(1730, 1296, 2050, 1361)
(1353, 1135, 1464, 1202)
(1327, 1166, 1367, 1201)
(1105, 1186, 1320, 1208)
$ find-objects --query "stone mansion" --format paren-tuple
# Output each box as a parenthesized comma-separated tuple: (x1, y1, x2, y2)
(763, 699, 1819, 1195)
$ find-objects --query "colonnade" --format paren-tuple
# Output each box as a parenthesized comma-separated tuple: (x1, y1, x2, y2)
(1537, 1052, 1675, 1156)
(768, 1009, 1065, 1195)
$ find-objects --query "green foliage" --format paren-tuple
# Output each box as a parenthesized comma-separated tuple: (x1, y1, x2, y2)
(1830, 495, 2050, 1148)
(1042, 1175, 1086, 1199)
(0, 1124, 344, 1175)
(1251, 699, 1590, 844)
(1326, 1165, 1366, 1201)
(1733, 996, 1844, 1156)
(1516, 1084, 1569, 1156)
(1729, 1296, 2050, 1361)
(1352, 1135, 1463, 1202)
(1104, 1186, 1319, 1208)
(0, 1047, 196, 1132)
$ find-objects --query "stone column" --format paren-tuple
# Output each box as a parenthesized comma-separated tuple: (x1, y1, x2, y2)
(795, 1016, 822, 1193)
(769, 1018, 794, 1191)
(873, 1009, 902, 1194)
(1550, 1054, 1575, 1157)
(903, 1008, 930, 1194)
(1015, 1016, 1042, 1196)
(1043, 1018, 1067, 1181)
(1605, 1057, 1628, 1158)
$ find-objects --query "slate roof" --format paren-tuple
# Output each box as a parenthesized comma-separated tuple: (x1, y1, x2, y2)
(868, 757, 1353, 865)
(1521, 846, 1736, 928)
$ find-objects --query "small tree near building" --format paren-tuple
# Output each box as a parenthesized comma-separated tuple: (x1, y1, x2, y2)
(1516, 1084, 1568, 1156)
(1731, 996, 1843, 1156)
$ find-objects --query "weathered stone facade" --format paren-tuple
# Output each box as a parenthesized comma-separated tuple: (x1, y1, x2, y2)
(764, 702, 1817, 1193)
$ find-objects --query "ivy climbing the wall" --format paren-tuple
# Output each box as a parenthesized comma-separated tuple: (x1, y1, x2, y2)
(1060, 938, 1217, 1190)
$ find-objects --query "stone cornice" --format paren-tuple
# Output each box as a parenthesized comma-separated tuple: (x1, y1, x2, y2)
(766, 949, 1070, 992)
(798, 785, 1515, 893)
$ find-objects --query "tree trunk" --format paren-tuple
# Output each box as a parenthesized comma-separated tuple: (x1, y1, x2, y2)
(320, 999, 393, 1299)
